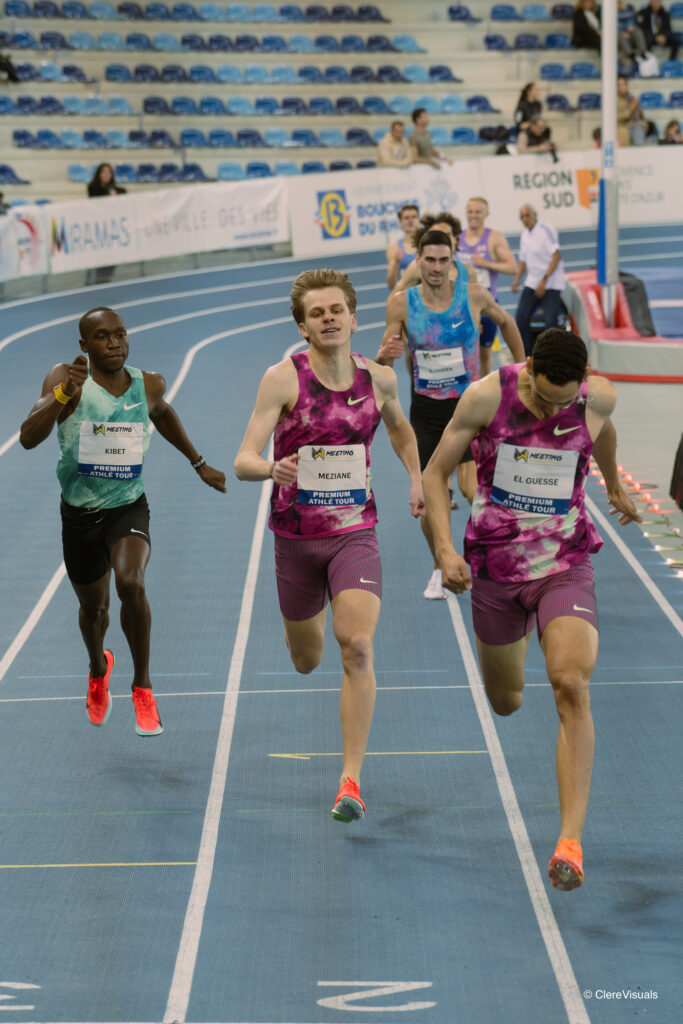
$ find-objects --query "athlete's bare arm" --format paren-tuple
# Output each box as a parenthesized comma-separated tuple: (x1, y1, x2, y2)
(386, 239, 401, 289)
(423, 375, 501, 592)
(473, 229, 518, 277)
(367, 360, 424, 518)
(144, 371, 226, 492)
(585, 376, 641, 526)
(19, 355, 88, 449)
(376, 291, 407, 366)
(470, 284, 525, 364)
(234, 359, 300, 485)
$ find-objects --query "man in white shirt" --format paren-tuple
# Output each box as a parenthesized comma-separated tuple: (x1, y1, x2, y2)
(511, 204, 566, 356)
(377, 120, 414, 168)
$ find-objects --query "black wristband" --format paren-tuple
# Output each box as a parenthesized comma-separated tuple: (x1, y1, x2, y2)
(191, 456, 206, 471)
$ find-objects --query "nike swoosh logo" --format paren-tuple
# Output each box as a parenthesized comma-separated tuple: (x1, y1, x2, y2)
(348, 396, 368, 406)
(123, 402, 143, 410)
(451, 319, 465, 329)
(130, 528, 148, 538)
(360, 577, 377, 585)
(553, 425, 581, 435)
(573, 604, 591, 613)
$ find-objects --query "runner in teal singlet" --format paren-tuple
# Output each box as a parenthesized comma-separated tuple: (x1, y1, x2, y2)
(20, 307, 226, 737)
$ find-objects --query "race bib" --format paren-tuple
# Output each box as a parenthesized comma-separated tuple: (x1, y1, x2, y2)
(459, 251, 490, 289)
(491, 443, 579, 515)
(297, 444, 367, 506)
(78, 421, 144, 480)
(415, 347, 465, 391)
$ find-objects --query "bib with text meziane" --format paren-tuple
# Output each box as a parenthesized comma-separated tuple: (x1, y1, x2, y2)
(297, 444, 367, 506)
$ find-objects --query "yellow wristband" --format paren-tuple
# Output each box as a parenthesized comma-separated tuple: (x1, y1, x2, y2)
(53, 383, 71, 406)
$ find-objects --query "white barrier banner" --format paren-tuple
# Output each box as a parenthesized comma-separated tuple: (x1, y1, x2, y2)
(0, 206, 49, 282)
(47, 178, 289, 273)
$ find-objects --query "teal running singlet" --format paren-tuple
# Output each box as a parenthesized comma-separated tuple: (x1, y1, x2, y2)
(57, 365, 150, 509)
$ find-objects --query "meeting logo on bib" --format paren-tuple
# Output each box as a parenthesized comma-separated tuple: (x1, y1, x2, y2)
(316, 191, 351, 240)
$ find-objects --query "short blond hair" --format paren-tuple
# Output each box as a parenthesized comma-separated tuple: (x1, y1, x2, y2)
(290, 268, 357, 324)
(466, 196, 489, 209)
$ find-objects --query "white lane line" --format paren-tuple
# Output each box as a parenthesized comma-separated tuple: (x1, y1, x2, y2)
(0, 680, 680, 705)
(0, 564, 67, 686)
(162, 334, 305, 1024)
(445, 593, 591, 1024)
(585, 495, 683, 638)
(650, 299, 683, 308)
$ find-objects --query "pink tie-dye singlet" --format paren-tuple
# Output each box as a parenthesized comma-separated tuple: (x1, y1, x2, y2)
(464, 364, 602, 582)
(269, 351, 382, 539)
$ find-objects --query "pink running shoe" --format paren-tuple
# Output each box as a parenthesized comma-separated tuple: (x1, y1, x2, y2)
(87, 650, 114, 726)
(132, 686, 163, 736)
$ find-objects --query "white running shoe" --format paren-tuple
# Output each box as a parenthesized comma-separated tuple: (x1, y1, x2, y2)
(423, 568, 446, 600)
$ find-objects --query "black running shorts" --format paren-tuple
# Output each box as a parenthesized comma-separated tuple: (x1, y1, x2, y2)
(410, 391, 474, 471)
(60, 493, 151, 585)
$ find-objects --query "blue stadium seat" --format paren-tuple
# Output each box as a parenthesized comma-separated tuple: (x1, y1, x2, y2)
(491, 4, 520, 18)
(134, 63, 160, 80)
(15, 64, 41, 82)
(669, 91, 683, 107)
(13, 31, 39, 48)
(83, 128, 110, 147)
(108, 95, 134, 113)
(182, 33, 207, 49)
(292, 127, 318, 145)
(274, 159, 300, 174)
(208, 34, 233, 49)
(40, 62, 66, 81)
(226, 2, 251, 18)
(366, 34, 393, 51)
(515, 33, 542, 49)
(340, 34, 364, 50)
(218, 161, 245, 179)
(119, 2, 145, 17)
(63, 94, 85, 113)
(356, 158, 376, 168)
(159, 162, 183, 181)
(146, 3, 172, 16)
(13, 129, 38, 147)
(299, 64, 323, 81)
(429, 65, 460, 82)
(439, 94, 467, 113)
(40, 32, 70, 49)
(217, 63, 242, 80)
(91, 1, 120, 16)
(670, 1, 683, 13)
(6, 1, 33, 15)
(264, 127, 291, 145)
(144, 95, 171, 113)
(271, 63, 298, 81)
(255, 96, 279, 114)
(84, 95, 108, 114)
(577, 92, 600, 109)
(35, 96, 63, 115)
(68, 162, 91, 182)
(306, 4, 329, 18)
(208, 127, 236, 145)
(128, 128, 151, 145)
(61, 129, 85, 146)
(190, 63, 216, 80)
(63, 62, 91, 79)
(181, 162, 212, 180)
(301, 160, 325, 172)
(331, 4, 354, 19)
(279, 3, 304, 19)
(546, 92, 573, 111)
(350, 64, 374, 82)
(280, 95, 306, 113)
(235, 33, 259, 50)
(388, 95, 412, 114)
(172, 96, 199, 115)
(319, 127, 346, 146)
(200, 95, 227, 113)
(106, 129, 130, 146)
(345, 127, 373, 144)
(35, 1, 62, 17)
(451, 126, 478, 144)
(521, 3, 550, 18)
(237, 128, 266, 145)
(137, 163, 161, 181)
(661, 60, 683, 78)
(17, 95, 40, 114)
(402, 64, 429, 83)
(244, 63, 270, 81)
(126, 31, 153, 48)
(551, 3, 573, 17)
(335, 95, 361, 114)
(571, 61, 599, 78)
(357, 4, 386, 20)
(362, 95, 388, 114)
(246, 161, 273, 177)
(200, 3, 225, 18)
(253, 3, 280, 19)
(262, 33, 288, 49)
(540, 62, 570, 79)
(448, 5, 480, 21)
(38, 128, 66, 147)
(393, 34, 423, 52)
(315, 35, 339, 51)
(429, 126, 450, 146)
(288, 33, 316, 50)
(228, 95, 255, 114)
(98, 31, 125, 48)
(0, 97, 17, 114)
(545, 32, 571, 47)
(173, 2, 201, 18)
(154, 32, 182, 48)
(484, 34, 509, 50)
(639, 91, 666, 109)
(161, 63, 189, 80)
(114, 163, 138, 181)
(467, 94, 500, 112)
(324, 64, 349, 82)
(63, 2, 90, 16)
(308, 95, 334, 114)
(376, 64, 403, 81)
(329, 159, 352, 170)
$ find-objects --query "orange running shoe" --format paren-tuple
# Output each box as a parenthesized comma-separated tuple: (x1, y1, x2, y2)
(331, 777, 365, 822)
(87, 650, 115, 726)
(549, 838, 584, 891)
(132, 686, 163, 736)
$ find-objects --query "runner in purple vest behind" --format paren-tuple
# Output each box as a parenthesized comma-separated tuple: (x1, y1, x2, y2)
(235, 269, 424, 824)
(422, 329, 641, 891)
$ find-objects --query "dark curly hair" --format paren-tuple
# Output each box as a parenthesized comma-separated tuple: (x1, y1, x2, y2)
(531, 329, 588, 385)
(412, 212, 462, 251)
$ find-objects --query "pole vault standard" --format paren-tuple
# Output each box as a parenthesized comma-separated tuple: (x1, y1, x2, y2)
(598, 0, 619, 325)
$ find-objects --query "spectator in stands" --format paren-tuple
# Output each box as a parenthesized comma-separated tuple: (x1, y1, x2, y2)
(386, 203, 420, 289)
(516, 115, 559, 162)
(618, 1, 649, 68)
(572, 0, 602, 52)
(636, 0, 679, 61)
(0, 192, 10, 216)
(377, 121, 414, 168)
(592, 126, 602, 147)
(514, 83, 543, 133)
(0, 52, 19, 83)
(511, 204, 567, 357)
(617, 74, 651, 145)
(87, 164, 127, 284)
(659, 118, 683, 143)
(409, 108, 452, 168)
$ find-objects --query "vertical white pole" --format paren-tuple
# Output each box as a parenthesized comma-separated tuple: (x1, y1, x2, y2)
(598, 0, 619, 325)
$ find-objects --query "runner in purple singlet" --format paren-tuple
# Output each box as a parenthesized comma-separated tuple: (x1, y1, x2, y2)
(422, 329, 641, 891)
(235, 269, 424, 824)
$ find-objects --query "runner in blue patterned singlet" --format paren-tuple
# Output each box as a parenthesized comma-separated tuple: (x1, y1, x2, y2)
(422, 329, 642, 892)
(457, 196, 518, 377)
(235, 268, 424, 823)
(385, 203, 420, 290)
(20, 307, 226, 738)
(378, 227, 524, 599)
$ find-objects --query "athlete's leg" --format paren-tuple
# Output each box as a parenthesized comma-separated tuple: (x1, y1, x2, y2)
(71, 572, 112, 678)
(515, 286, 538, 357)
(479, 346, 493, 378)
(476, 632, 532, 716)
(541, 615, 598, 842)
(110, 535, 152, 688)
(331, 588, 381, 783)
(282, 607, 327, 674)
